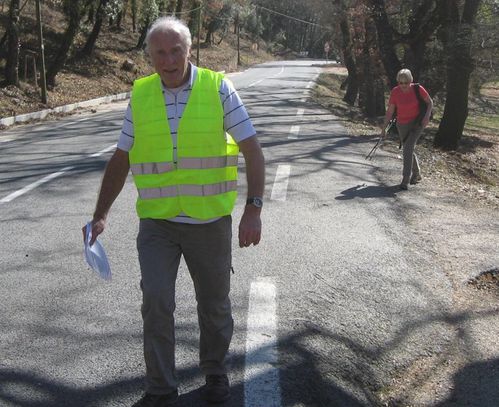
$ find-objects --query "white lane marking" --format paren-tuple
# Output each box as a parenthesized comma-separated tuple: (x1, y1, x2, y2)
(244, 279, 281, 407)
(0, 166, 74, 203)
(296, 108, 305, 117)
(288, 125, 300, 140)
(248, 78, 265, 88)
(270, 165, 291, 202)
(89, 144, 117, 157)
(0, 144, 117, 204)
(247, 66, 285, 87)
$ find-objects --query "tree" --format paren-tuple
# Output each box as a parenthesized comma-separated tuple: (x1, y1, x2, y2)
(4, 0, 21, 86)
(335, 0, 359, 105)
(204, 1, 232, 45)
(81, 0, 110, 56)
(358, 14, 385, 116)
(131, 0, 137, 31)
(136, 0, 159, 49)
(46, 0, 87, 87)
(434, 0, 482, 150)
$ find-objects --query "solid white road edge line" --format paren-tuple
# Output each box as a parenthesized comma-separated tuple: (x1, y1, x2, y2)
(270, 165, 291, 202)
(0, 166, 75, 203)
(244, 279, 281, 407)
(0, 144, 117, 204)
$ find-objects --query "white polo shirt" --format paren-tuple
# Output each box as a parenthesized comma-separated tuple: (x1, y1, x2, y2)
(118, 63, 256, 223)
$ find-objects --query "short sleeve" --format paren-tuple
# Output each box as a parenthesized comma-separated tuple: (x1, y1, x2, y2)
(117, 103, 134, 152)
(219, 78, 256, 143)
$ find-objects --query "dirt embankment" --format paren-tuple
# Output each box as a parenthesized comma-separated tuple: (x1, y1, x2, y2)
(314, 67, 499, 406)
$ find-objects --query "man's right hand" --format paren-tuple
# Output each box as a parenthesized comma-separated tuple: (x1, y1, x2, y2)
(82, 218, 106, 246)
(82, 148, 130, 246)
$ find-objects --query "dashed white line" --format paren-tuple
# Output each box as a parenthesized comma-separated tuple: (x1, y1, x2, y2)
(270, 165, 291, 202)
(89, 144, 117, 157)
(288, 125, 300, 140)
(248, 78, 265, 88)
(244, 279, 281, 407)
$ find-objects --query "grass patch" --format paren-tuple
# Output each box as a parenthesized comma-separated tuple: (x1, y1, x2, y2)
(466, 114, 499, 134)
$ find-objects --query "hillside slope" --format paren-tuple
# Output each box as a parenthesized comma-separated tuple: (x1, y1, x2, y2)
(0, 3, 277, 119)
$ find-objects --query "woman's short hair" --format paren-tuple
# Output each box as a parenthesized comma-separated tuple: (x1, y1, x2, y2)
(397, 69, 413, 83)
(145, 16, 192, 55)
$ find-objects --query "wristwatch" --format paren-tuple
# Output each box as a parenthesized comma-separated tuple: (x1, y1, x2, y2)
(246, 197, 263, 208)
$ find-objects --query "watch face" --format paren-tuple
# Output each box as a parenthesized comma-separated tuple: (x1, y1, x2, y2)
(247, 197, 263, 208)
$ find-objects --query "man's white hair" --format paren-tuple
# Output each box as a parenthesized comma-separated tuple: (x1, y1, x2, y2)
(145, 16, 192, 55)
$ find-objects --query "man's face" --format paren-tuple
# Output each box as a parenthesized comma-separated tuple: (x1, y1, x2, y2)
(149, 30, 191, 88)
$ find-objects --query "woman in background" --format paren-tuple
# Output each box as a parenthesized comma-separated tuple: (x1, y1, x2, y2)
(381, 69, 433, 190)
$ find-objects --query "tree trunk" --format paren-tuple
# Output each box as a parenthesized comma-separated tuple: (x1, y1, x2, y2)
(434, 0, 481, 150)
(116, 0, 127, 29)
(175, 0, 183, 15)
(46, 2, 82, 87)
(339, 14, 358, 106)
(204, 20, 216, 45)
(4, 0, 21, 86)
(166, 0, 176, 14)
(136, 18, 150, 49)
(131, 0, 137, 32)
(359, 17, 385, 117)
(81, 0, 108, 57)
(368, 0, 401, 88)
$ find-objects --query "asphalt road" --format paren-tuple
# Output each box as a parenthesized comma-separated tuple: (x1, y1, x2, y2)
(0, 60, 460, 406)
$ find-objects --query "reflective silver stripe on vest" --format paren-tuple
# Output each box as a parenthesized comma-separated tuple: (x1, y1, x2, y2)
(131, 162, 174, 175)
(139, 185, 178, 199)
(138, 180, 237, 200)
(177, 155, 239, 169)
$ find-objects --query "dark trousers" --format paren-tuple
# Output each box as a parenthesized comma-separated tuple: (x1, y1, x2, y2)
(397, 120, 423, 182)
(137, 216, 233, 394)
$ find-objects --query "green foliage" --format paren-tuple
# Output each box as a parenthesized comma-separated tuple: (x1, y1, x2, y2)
(140, 0, 159, 25)
(105, 0, 124, 20)
(243, 12, 264, 40)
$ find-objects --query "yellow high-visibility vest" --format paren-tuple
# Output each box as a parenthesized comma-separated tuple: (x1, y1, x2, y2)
(129, 68, 239, 220)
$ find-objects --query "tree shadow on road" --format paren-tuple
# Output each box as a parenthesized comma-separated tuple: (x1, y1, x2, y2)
(436, 358, 499, 407)
(335, 184, 401, 200)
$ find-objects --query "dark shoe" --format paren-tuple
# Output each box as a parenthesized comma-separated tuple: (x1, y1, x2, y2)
(410, 174, 422, 184)
(399, 183, 408, 190)
(131, 390, 178, 407)
(201, 374, 231, 403)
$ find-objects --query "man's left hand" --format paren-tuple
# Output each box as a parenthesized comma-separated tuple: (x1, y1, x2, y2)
(238, 207, 262, 248)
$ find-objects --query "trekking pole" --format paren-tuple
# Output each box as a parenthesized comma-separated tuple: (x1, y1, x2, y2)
(365, 135, 384, 160)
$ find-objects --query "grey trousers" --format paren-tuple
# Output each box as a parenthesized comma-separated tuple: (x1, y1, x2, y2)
(136, 216, 233, 395)
(396, 120, 423, 182)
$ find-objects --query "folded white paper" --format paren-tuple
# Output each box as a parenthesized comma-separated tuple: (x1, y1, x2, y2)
(84, 222, 111, 281)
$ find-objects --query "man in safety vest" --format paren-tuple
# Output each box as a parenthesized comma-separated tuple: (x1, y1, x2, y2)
(83, 16, 264, 406)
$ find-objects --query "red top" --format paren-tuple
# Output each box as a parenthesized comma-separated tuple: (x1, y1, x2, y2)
(388, 83, 429, 124)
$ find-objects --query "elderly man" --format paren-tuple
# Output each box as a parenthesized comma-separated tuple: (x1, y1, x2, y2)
(84, 16, 264, 406)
